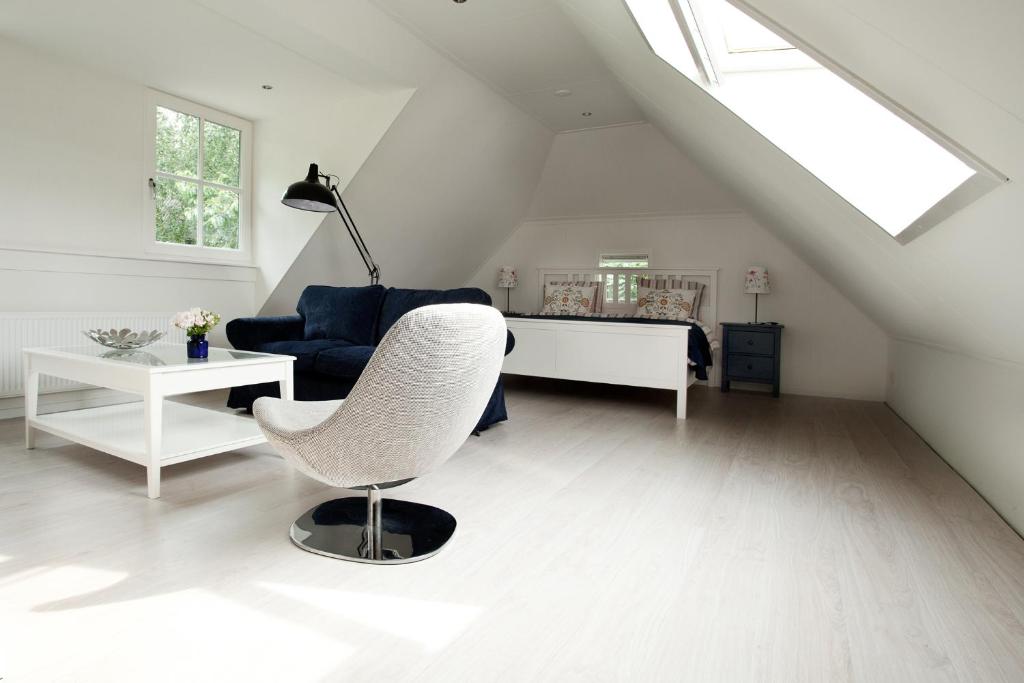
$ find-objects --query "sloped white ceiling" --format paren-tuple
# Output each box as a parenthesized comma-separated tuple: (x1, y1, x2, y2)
(373, 0, 645, 131)
(558, 0, 1024, 365)
(527, 122, 739, 218)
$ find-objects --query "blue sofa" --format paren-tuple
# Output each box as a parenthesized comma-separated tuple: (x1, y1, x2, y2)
(225, 285, 514, 432)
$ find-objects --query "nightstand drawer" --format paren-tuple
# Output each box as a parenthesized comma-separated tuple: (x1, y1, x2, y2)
(726, 354, 775, 380)
(726, 331, 775, 356)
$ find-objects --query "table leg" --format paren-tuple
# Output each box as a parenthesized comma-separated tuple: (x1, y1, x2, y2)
(279, 365, 294, 401)
(144, 386, 163, 499)
(24, 356, 38, 449)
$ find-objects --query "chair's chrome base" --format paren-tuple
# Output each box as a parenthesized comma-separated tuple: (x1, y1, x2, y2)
(289, 490, 457, 564)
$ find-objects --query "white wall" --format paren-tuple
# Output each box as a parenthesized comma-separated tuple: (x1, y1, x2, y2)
(888, 340, 1024, 533)
(0, 36, 410, 329)
(261, 61, 553, 314)
(0, 38, 255, 344)
(250, 88, 413, 307)
(527, 123, 738, 218)
(470, 213, 887, 400)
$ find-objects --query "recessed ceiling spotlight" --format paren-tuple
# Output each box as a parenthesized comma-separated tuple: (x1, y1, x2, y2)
(261, 84, 273, 90)
(453, 0, 467, 3)
(581, 112, 593, 117)
(554, 88, 572, 97)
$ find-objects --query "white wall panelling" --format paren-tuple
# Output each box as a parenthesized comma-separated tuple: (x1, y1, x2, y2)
(0, 312, 185, 397)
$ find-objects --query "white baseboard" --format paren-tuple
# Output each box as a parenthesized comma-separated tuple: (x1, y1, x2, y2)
(0, 388, 140, 420)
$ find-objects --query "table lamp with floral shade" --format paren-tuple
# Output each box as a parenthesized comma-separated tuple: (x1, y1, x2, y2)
(744, 266, 771, 323)
(497, 266, 518, 314)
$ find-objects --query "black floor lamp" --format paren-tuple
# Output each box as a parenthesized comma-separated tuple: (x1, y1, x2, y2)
(281, 163, 380, 284)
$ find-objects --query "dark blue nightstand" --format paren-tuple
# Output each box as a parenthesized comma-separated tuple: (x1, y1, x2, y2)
(720, 323, 784, 397)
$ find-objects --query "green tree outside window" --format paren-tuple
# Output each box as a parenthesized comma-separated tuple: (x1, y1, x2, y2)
(154, 106, 242, 250)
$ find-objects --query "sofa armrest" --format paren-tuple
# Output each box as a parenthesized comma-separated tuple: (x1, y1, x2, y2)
(505, 329, 515, 356)
(226, 315, 305, 351)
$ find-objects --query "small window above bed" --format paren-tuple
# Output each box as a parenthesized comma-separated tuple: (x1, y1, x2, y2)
(599, 253, 649, 268)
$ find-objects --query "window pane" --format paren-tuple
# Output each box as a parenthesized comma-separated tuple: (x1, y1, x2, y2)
(203, 186, 239, 249)
(155, 178, 197, 245)
(600, 253, 650, 268)
(624, 0, 981, 238)
(203, 120, 241, 187)
(156, 107, 199, 178)
(719, 2, 793, 53)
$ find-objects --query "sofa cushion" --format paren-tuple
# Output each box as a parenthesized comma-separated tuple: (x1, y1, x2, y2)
(314, 345, 377, 379)
(296, 285, 386, 345)
(256, 339, 346, 373)
(375, 287, 491, 342)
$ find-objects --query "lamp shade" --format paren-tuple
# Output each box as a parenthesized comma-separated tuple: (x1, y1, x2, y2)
(282, 163, 336, 212)
(744, 266, 771, 294)
(497, 266, 518, 289)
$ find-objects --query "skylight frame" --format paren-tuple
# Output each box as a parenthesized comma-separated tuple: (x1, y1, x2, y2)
(623, 0, 1008, 244)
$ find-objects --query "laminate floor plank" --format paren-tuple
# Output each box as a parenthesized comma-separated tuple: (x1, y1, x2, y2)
(1, 386, 1023, 681)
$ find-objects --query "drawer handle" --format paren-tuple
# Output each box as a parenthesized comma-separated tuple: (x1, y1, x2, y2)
(747, 339, 754, 346)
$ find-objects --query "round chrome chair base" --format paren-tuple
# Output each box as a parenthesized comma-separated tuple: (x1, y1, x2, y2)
(290, 497, 457, 564)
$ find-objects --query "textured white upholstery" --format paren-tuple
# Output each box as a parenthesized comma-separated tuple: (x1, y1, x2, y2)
(254, 304, 507, 488)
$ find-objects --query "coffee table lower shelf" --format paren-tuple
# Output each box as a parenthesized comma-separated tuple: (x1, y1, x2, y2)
(29, 401, 266, 468)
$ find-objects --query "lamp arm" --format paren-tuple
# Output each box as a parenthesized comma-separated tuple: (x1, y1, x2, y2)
(326, 178, 381, 285)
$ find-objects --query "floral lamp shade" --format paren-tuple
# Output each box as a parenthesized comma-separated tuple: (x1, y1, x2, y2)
(497, 266, 518, 289)
(744, 266, 771, 295)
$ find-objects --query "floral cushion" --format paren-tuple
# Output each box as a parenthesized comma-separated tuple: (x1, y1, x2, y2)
(635, 287, 698, 320)
(542, 283, 597, 316)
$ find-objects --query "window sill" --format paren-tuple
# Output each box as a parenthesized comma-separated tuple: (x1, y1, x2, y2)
(0, 245, 257, 283)
(144, 243, 254, 268)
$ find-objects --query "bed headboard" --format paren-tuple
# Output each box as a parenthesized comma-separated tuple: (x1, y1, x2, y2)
(537, 267, 719, 329)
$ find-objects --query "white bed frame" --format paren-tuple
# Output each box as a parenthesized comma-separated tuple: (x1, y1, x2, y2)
(501, 267, 719, 419)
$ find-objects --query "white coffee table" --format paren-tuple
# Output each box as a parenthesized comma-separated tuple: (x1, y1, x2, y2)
(23, 344, 294, 499)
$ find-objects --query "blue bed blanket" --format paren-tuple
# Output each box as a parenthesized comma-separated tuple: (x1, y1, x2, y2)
(504, 314, 714, 381)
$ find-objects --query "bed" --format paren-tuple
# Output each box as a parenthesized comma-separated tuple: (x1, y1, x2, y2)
(501, 267, 719, 419)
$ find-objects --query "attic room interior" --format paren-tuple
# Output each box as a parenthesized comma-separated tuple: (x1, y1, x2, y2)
(2, 0, 1023, 679)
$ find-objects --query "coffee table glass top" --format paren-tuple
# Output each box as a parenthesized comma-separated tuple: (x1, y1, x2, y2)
(27, 344, 286, 369)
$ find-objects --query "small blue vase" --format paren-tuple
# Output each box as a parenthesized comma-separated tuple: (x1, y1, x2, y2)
(187, 334, 209, 359)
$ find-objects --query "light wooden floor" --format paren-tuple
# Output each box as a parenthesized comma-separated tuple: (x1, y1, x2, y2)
(2, 382, 1024, 682)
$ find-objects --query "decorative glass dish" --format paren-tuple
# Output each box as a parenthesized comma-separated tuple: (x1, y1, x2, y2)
(83, 328, 166, 350)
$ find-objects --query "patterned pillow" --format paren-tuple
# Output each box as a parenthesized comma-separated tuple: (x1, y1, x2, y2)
(635, 287, 698, 320)
(542, 283, 598, 316)
(638, 278, 705, 315)
(550, 280, 602, 313)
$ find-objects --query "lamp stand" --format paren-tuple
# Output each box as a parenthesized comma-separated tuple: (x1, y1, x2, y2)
(328, 182, 380, 285)
(754, 293, 759, 324)
(506, 289, 511, 314)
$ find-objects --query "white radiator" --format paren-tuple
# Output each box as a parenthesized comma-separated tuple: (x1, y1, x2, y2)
(0, 313, 186, 397)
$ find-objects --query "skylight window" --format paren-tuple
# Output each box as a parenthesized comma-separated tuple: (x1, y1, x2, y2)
(624, 0, 1004, 242)
(717, 3, 793, 54)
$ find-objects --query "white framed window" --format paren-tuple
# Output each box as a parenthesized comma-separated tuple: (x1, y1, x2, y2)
(598, 252, 650, 303)
(599, 252, 650, 268)
(623, 0, 1007, 243)
(143, 90, 252, 262)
